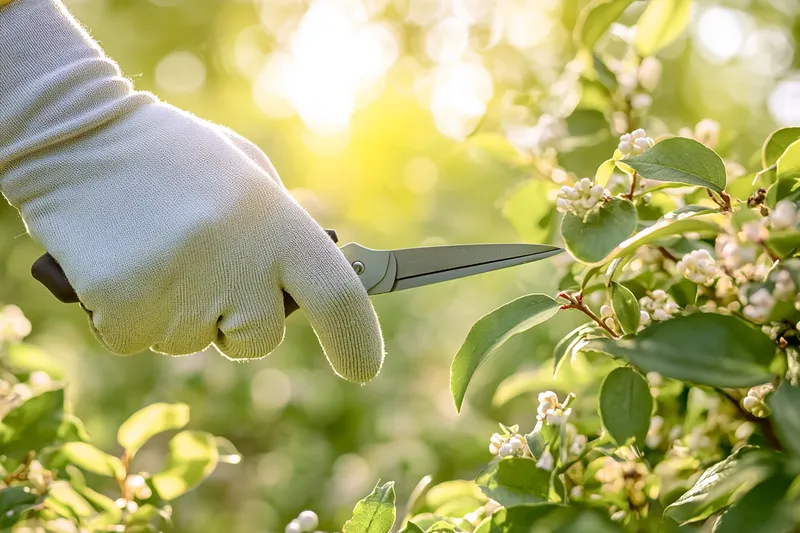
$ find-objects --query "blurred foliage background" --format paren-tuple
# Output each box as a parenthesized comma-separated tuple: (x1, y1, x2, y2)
(2, 0, 800, 531)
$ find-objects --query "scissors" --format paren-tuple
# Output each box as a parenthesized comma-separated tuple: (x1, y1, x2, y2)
(30, 231, 563, 315)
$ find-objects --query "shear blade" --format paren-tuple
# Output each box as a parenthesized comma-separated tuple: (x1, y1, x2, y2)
(389, 243, 562, 292)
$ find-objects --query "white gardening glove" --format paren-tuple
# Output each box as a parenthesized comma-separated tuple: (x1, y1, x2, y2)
(0, 0, 384, 382)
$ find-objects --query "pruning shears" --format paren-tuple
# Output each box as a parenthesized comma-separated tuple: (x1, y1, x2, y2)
(31, 231, 563, 315)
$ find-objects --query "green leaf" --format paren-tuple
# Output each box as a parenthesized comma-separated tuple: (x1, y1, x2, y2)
(597, 218, 720, 267)
(6, 344, 64, 379)
(475, 458, 550, 506)
(502, 180, 556, 243)
(634, 0, 692, 56)
(713, 473, 795, 533)
(118, 402, 190, 457)
(425, 480, 486, 516)
(151, 431, 219, 501)
(0, 486, 39, 528)
(425, 521, 459, 533)
(450, 294, 561, 412)
(553, 323, 594, 377)
(587, 313, 775, 388)
(343, 481, 396, 533)
(624, 138, 726, 193)
(215, 437, 242, 465)
(777, 139, 800, 181)
(762, 127, 800, 168)
(595, 158, 617, 187)
(765, 229, 800, 259)
(767, 382, 800, 457)
(48, 481, 96, 518)
(0, 389, 64, 458)
(574, 0, 636, 49)
(610, 282, 640, 334)
(664, 447, 777, 524)
(598, 368, 652, 446)
(476, 504, 565, 533)
(61, 442, 125, 479)
(561, 198, 637, 263)
(399, 522, 425, 533)
(524, 421, 559, 459)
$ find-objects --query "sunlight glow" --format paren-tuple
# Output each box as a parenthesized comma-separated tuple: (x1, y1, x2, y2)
(252, 0, 398, 136)
(693, 7, 752, 62)
(769, 76, 800, 126)
(429, 61, 493, 140)
(155, 51, 206, 94)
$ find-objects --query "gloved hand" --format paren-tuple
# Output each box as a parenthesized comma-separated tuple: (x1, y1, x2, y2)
(0, 0, 384, 382)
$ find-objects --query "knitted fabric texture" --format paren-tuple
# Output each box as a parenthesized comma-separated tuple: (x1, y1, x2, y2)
(0, 0, 384, 382)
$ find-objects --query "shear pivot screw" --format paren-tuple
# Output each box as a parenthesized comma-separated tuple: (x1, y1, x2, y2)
(352, 261, 365, 274)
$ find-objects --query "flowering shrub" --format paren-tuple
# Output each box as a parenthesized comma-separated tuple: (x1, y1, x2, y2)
(0, 308, 239, 532)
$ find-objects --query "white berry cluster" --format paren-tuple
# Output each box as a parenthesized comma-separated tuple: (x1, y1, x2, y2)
(0, 304, 31, 343)
(639, 290, 679, 321)
(124, 474, 152, 500)
(489, 431, 527, 458)
(676, 249, 719, 286)
(537, 391, 572, 425)
(617, 129, 654, 158)
(770, 200, 799, 230)
(286, 511, 320, 533)
(743, 288, 774, 323)
(742, 383, 774, 418)
(556, 178, 608, 217)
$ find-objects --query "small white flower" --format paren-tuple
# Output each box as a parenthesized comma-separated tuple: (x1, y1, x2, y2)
(286, 520, 303, 533)
(537, 391, 559, 418)
(28, 371, 52, 390)
(646, 372, 662, 387)
(639, 290, 679, 321)
(0, 305, 31, 343)
(645, 416, 664, 448)
(535, 449, 554, 471)
(637, 57, 662, 92)
(740, 220, 768, 243)
(716, 234, 760, 271)
(556, 178, 608, 217)
(570, 485, 584, 498)
(770, 200, 798, 230)
(600, 305, 614, 319)
(509, 435, 524, 452)
(618, 129, 654, 157)
(676, 249, 719, 286)
(639, 310, 651, 327)
(743, 288, 774, 323)
(498, 443, 513, 458)
(297, 511, 319, 532)
(545, 408, 572, 426)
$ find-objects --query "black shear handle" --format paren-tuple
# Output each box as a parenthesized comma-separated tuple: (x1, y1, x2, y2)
(31, 230, 339, 318)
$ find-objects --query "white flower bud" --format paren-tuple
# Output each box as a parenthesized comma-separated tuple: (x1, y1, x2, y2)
(0, 305, 31, 343)
(640, 290, 679, 321)
(570, 434, 587, 456)
(774, 270, 795, 301)
(297, 511, 319, 532)
(286, 520, 303, 533)
(631, 128, 646, 139)
(676, 249, 719, 286)
(630, 93, 652, 110)
(740, 221, 768, 243)
(770, 200, 798, 230)
(556, 178, 608, 217)
(600, 305, 614, 319)
(637, 57, 662, 91)
(743, 288, 774, 323)
(125, 475, 146, 492)
(618, 141, 632, 155)
(509, 436, 524, 452)
(498, 443, 513, 458)
(639, 310, 651, 326)
(535, 449, 554, 471)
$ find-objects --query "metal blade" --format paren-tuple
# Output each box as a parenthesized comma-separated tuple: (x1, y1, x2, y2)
(389, 243, 563, 293)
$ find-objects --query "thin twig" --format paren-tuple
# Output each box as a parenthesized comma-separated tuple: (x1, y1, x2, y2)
(624, 171, 638, 201)
(558, 292, 619, 338)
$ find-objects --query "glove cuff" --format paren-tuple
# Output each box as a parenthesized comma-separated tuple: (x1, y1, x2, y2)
(0, 0, 153, 172)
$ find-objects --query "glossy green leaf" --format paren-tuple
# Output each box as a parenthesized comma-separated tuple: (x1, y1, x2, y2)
(664, 447, 777, 524)
(762, 127, 800, 168)
(776, 139, 800, 184)
(475, 504, 565, 533)
(0, 389, 64, 458)
(574, 0, 636, 48)
(0, 487, 39, 529)
(425, 480, 486, 513)
(425, 521, 458, 533)
(610, 282, 640, 334)
(61, 442, 125, 479)
(624, 138, 726, 193)
(713, 473, 795, 533)
(561, 198, 637, 263)
(450, 294, 561, 412)
(48, 481, 96, 518)
(553, 322, 594, 377)
(398, 522, 425, 533)
(151, 431, 219, 501)
(591, 217, 721, 267)
(475, 458, 550, 506)
(634, 0, 692, 56)
(598, 368, 652, 446)
(118, 402, 190, 457)
(767, 383, 800, 458)
(588, 313, 775, 388)
(595, 158, 617, 187)
(524, 420, 559, 459)
(343, 481, 396, 533)
(765, 229, 800, 259)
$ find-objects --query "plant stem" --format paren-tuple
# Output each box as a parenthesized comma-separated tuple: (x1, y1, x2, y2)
(624, 171, 638, 201)
(558, 292, 619, 338)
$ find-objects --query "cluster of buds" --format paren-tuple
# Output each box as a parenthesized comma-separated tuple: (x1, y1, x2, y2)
(124, 474, 152, 500)
(715, 233, 762, 277)
(769, 200, 799, 230)
(556, 178, 608, 217)
(743, 288, 774, 323)
(617, 129, 655, 158)
(742, 384, 774, 418)
(286, 510, 320, 533)
(595, 457, 649, 508)
(676, 249, 719, 286)
(0, 304, 31, 343)
(489, 424, 528, 458)
(537, 391, 573, 425)
(773, 270, 796, 301)
(565, 423, 588, 457)
(639, 290, 679, 321)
